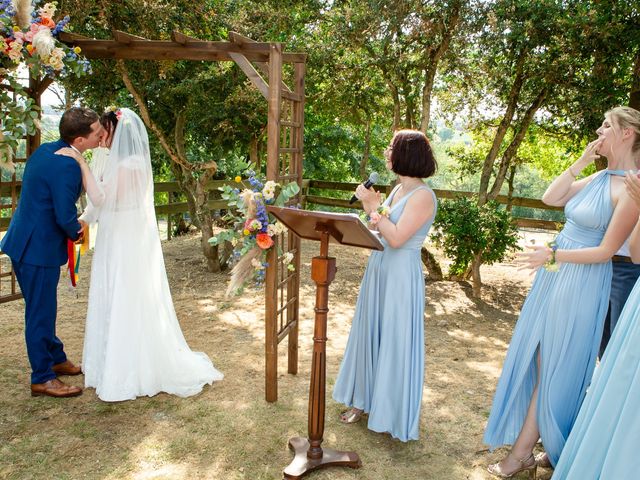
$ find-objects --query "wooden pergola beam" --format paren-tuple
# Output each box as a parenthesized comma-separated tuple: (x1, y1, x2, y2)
(112, 30, 150, 44)
(230, 31, 294, 94)
(59, 31, 307, 63)
(229, 52, 270, 100)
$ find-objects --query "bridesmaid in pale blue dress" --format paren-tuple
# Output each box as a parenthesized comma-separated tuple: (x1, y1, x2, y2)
(553, 111, 640, 480)
(485, 107, 640, 478)
(333, 129, 437, 442)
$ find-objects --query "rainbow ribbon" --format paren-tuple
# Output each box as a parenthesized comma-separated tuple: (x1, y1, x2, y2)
(67, 228, 90, 287)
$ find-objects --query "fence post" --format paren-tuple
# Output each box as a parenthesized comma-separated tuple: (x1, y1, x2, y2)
(166, 191, 173, 241)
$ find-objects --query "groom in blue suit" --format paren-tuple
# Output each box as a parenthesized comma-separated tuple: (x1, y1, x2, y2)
(1, 107, 103, 398)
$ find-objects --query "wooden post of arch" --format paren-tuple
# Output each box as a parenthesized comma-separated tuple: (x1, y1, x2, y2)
(265, 42, 283, 402)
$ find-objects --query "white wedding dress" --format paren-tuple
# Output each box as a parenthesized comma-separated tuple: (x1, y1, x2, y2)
(80, 108, 223, 401)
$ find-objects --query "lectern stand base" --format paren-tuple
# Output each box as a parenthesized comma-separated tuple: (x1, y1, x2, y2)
(283, 437, 362, 479)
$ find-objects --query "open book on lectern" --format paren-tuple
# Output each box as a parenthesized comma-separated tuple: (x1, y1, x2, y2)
(267, 207, 384, 251)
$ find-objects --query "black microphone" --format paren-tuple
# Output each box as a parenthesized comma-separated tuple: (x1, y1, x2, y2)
(350, 172, 379, 204)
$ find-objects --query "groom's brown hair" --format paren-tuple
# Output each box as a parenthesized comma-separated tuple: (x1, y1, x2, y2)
(59, 107, 99, 144)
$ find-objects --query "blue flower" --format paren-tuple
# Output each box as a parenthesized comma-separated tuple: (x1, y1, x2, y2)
(0, 0, 15, 17)
(52, 16, 70, 36)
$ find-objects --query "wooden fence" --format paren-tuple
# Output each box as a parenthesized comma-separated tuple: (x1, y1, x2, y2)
(0, 178, 565, 237)
(301, 180, 564, 231)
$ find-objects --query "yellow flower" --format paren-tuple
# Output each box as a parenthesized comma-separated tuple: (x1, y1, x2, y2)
(234, 175, 242, 183)
(13, 26, 21, 32)
(73, 46, 82, 54)
(26, 44, 34, 53)
(243, 228, 250, 236)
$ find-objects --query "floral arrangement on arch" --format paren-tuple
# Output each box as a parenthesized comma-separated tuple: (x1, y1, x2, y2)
(209, 169, 300, 296)
(0, 0, 92, 172)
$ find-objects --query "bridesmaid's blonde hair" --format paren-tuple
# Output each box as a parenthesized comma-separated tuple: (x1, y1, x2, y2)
(605, 106, 640, 153)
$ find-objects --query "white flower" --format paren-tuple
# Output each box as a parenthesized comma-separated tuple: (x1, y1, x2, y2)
(267, 224, 276, 236)
(263, 180, 278, 191)
(262, 180, 277, 200)
(32, 28, 55, 59)
(273, 222, 288, 235)
(38, 2, 57, 18)
(251, 258, 264, 270)
(263, 189, 274, 201)
(283, 252, 294, 264)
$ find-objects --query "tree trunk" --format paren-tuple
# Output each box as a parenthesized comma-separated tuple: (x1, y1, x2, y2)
(421, 246, 443, 281)
(487, 87, 548, 200)
(419, 1, 462, 132)
(359, 118, 372, 180)
(249, 136, 259, 169)
(478, 49, 527, 206)
(198, 210, 222, 272)
(420, 65, 436, 133)
(629, 47, 640, 110)
(402, 74, 415, 129)
(506, 164, 516, 212)
(388, 81, 402, 131)
(471, 252, 482, 297)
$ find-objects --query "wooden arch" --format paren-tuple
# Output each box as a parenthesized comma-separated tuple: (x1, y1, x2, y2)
(0, 30, 306, 403)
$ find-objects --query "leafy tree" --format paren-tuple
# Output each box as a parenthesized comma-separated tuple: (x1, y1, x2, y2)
(431, 196, 520, 296)
(324, 0, 467, 133)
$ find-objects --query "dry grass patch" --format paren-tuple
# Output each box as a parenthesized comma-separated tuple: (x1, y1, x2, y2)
(1, 232, 555, 479)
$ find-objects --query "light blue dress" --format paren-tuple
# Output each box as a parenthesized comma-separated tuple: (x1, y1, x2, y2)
(332, 184, 437, 442)
(552, 276, 640, 479)
(483, 170, 625, 466)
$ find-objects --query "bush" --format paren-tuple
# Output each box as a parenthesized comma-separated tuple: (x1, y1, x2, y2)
(431, 196, 520, 278)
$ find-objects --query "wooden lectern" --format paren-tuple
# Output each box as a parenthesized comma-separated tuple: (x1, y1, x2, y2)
(267, 206, 384, 479)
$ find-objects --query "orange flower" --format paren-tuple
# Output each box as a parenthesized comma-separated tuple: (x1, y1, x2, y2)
(40, 17, 56, 29)
(256, 233, 274, 250)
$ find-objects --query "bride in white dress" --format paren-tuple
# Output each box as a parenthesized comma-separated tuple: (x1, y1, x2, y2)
(61, 107, 223, 401)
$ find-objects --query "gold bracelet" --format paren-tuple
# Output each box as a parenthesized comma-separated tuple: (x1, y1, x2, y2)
(567, 166, 577, 179)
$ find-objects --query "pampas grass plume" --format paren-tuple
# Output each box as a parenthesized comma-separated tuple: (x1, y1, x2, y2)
(12, 0, 34, 29)
(225, 246, 262, 298)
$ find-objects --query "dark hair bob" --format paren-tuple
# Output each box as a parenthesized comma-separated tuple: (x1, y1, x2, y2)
(389, 129, 437, 179)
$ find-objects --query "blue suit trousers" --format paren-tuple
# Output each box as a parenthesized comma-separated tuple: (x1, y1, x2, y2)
(599, 260, 640, 357)
(12, 261, 67, 384)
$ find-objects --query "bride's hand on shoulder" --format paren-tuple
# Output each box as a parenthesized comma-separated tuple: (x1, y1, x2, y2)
(55, 147, 86, 166)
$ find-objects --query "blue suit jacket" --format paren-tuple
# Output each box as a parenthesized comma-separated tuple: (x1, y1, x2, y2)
(0, 139, 83, 267)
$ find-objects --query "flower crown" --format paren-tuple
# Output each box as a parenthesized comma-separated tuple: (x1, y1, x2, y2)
(104, 105, 123, 120)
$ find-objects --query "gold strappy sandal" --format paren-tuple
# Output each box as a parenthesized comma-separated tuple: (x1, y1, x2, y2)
(535, 452, 552, 469)
(338, 407, 364, 424)
(487, 452, 537, 479)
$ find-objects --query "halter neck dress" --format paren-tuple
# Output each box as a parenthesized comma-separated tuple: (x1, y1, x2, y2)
(484, 169, 625, 465)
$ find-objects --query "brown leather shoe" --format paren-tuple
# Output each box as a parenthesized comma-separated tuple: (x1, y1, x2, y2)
(31, 378, 83, 398)
(52, 360, 82, 376)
